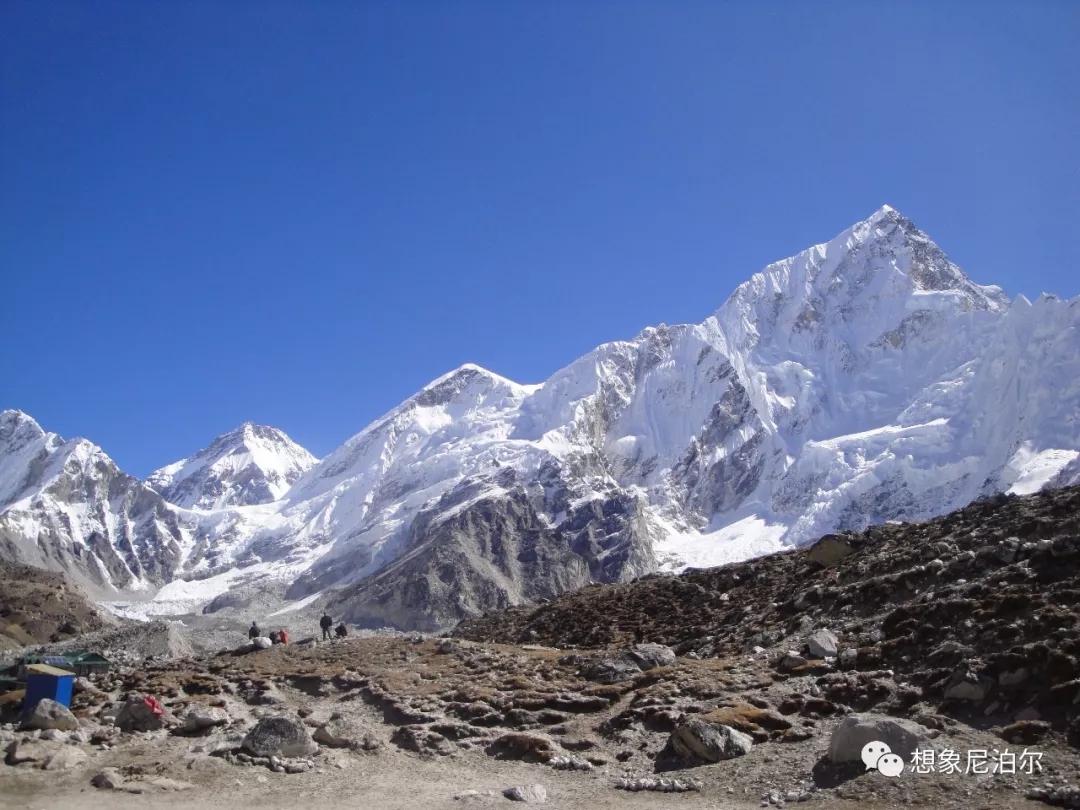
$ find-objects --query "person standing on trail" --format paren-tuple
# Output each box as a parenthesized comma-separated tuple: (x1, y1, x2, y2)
(320, 612, 333, 641)
(249, 621, 260, 640)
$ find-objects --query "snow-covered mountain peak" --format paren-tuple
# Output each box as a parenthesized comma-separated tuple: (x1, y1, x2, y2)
(147, 422, 317, 510)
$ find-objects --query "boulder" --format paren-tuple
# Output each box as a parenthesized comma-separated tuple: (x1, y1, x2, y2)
(21, 698, 79, 732)
(43, 746, 87, 770)
(39, 728, 68, 742)
(503, 784, 548, 803)
(115, 695, 167, 732)
(585, 655, 641, 684)
(808, 629, 839, 659)
(252, 636, 273, 650)
(312, 717, 370, 749)
(944, 672, 993, 702)
(626, 643, 676, 670)
(5, 739, 85, 769)
(6, 739, 55, 766)
(241, 716, 318, 758)
(671, 718, 753, 762)
(92, 768, 125, 789)
(808, 535, 857, 567)
(184, 706, 229, 732)
(827, 715, 932, 764)
(779, 651, 807, 671)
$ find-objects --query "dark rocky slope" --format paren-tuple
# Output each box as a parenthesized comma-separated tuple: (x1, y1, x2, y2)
(0, 561, 116, 650)
(457, 485, 1080, 744)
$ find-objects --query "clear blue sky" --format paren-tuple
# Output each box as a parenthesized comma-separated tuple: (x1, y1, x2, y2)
(2, 1, 1077, 477)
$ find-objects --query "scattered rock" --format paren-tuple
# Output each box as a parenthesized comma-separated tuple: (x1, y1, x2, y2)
(780, 651, 808, 671)
(184, 706, 229, 732)
(671, 718, 753, 762)
(827, 715, 931, 764)
(503, 784, 547, 803)
(585, 655, 641, 684)
(808, 534, 857, 567)
(6, 739, 55, 766)
(42, 746, 87, 770)
(21, 698, 79, 732)
(615, 776, 702, 792)
(625, 643, 676, 670)
(313, 717, 377, 750)
(808, 629, 839, 659)
(115, 695, 167, 732)
(944, 671, 993, 702)
(92, 768, 125, 789)
(241, 716, 318, 758)
(487, 732, 556, 763)
(1000, 720, 1052, 745)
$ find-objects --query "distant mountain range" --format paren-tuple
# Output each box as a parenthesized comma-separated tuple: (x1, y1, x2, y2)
(2, 206, 1077, 629)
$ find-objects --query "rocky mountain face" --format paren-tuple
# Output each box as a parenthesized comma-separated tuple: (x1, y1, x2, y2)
(0, 410, 193, 594)
(1, 206, 1078, 630)
(147, 422, 316, 510)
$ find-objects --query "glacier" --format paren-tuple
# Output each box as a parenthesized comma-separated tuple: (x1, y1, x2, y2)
(2, 205, 1078, 628)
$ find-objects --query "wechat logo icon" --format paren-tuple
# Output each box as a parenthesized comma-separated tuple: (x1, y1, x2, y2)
(861, 741, 904, 777)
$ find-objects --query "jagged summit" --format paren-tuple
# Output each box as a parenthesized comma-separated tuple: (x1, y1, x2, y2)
(147, 422, 317, 510)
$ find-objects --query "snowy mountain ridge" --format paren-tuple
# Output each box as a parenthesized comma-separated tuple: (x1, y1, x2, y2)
(147, 422, 317, 510)
(2, 206, 1078, 627)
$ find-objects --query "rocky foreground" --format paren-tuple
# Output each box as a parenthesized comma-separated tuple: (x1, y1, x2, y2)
(2, 486, 1080, 809)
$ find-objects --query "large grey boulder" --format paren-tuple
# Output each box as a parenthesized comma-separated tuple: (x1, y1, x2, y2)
(626, 643, 676, 670)
(808, 629, 839, 659)
(115, 695, 166, 732)
(21, 698, 79, 732)
(671, 718, 753, 762)
(585, 655, 642, 684)
(184, 706, 229, 732)
(251, 636, 273, 650)
(827, 715, 932, 764)
(241, 716, 318, 758)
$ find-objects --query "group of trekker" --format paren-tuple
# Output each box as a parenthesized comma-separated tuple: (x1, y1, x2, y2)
(246, 611, 348, 644)
(320, 611, 349, 641)
(248, 621, 288, 644)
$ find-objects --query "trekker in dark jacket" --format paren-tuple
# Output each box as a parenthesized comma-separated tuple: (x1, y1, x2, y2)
(320, 612, 333, 641)
(249, 621, 260, 640)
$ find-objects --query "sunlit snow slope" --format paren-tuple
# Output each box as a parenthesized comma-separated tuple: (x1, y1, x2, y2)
(147, 422, 317, 510)
(2, 206, 1078, 627)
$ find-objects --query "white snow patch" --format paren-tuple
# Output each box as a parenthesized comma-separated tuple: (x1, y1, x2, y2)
(653, 513, 791, 573)
(1004, 446, 1080, 496)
